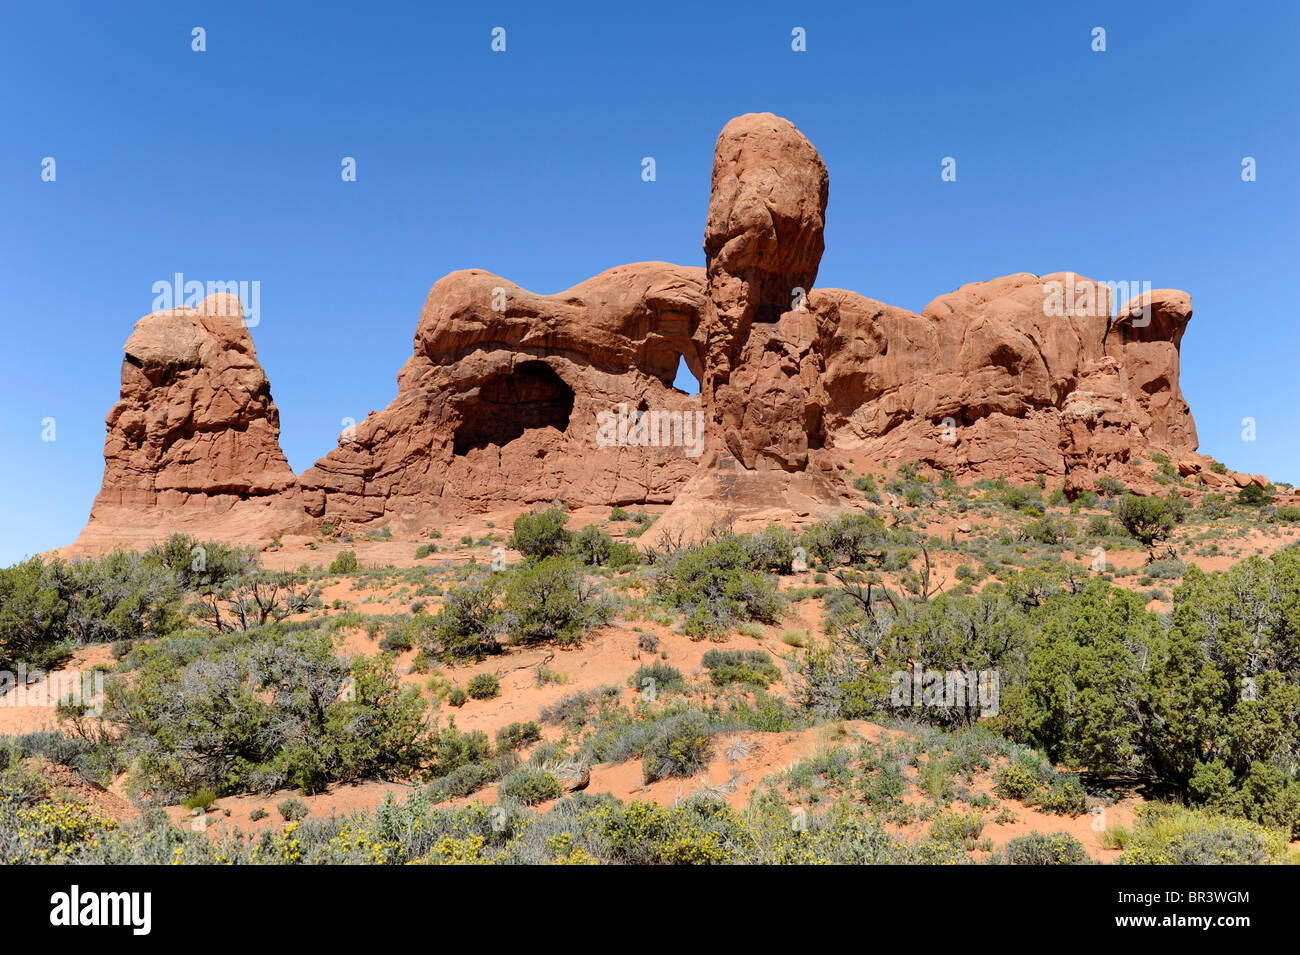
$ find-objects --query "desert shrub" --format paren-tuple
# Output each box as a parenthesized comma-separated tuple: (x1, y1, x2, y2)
(630, 662, 687, 697)
(1116, 494, 1176, 547)
(1036, 777, 1089, 817)
(512, 507, 571, 559)
(637, 631, 660, 653)
(329, 550, 359, 574)
(1004, 831, 1086, 865)
(181, 788, 218, 811)
(277, 798, 309, 822)
(540, 685, 621, 728)
(928, 811, 984, 846)
(424, 574, 504, 661)
(569, 524, 612, 566)
(1024, 515, 1068, 545)
(741, 525, 798, 574)
(1085, 515, 1111, 537)
(427, 723, 493, 779)
(146, 534, 257, 592)
(378, 628, 413, 653)
(1119, 804, 1287, 865)
(504, 557, 607, 645)
(466, 673, 500, 700)
(1239, 484, 1273, 507)
(569, 525, 640, 569)
(994, 756, 1055, 801)
(642, 711, 713, 782)
(497, 767, 562, 806)
(107, 632, 432, 798)
(799, 514, 912, 569)
(495, 721, 542, 752)
(1272, 505, 1300, 523)
(701, 649, 781, 688)
(653, 535, 784, 638)
(425, 757, 515, 802)
(609, 506, 631, 522)
(1001, 486, 1044, 513)
(249, 807, 269, 821)
(414, 543, 437, 559)
(1095, 476, 1125, 497)
(0, 551, 185, 670)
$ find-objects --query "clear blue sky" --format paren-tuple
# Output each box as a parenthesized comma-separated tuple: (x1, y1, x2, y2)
(1, 1, 1296, 565)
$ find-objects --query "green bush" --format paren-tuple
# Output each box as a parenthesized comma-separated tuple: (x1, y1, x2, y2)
(1119, 804, 1287, 865)
(630, 662, 687, 697)
(329, 550, 359, 574)
(1004, 831, 1086, 865)
(277, 798, 309, 821)
(466, 673, 500, 700)
(1116, 494, 1176, 547)
(642, 711, 713, 782)
(425, 574, 504, 661)
(1239, 484, 1273, 507)
(181, 788, 218, 811)
(497, 767, 562, 805)
(701, 649, 781, 688)
(654, 535, 784, 638)
(512, 507, 571, 559)
(495, 721, 542, 751)
(447, 687, 468, 707)
(504, 557, 607, 645)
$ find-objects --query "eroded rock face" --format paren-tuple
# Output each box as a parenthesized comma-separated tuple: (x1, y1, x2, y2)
(69, 113, 1210, 553)
(700, 112, 830, 472)
(71, 294, 305, 552)
(297, 263, 708, 527)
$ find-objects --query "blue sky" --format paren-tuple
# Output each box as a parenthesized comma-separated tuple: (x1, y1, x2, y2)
(1, 1, 1296, 565)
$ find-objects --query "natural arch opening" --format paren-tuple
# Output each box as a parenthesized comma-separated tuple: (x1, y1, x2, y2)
(672, 354, 700, 396)
(453, 361, 575, 455)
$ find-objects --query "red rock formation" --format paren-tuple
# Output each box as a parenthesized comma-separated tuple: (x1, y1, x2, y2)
(297, 263, 708, 529)
(71, 294, 305, 552)
(67, 113, 1214, 553)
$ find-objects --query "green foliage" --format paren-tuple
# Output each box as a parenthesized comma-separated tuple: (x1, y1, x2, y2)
(512, 507, 572, 559)
(329, 551, 359, 574)
(653, 535, 784, 638)
(1239, 484, 1273, 507)
(504, 557, 607, 645)
(642, 711, 713, 782)
(107, 631, 432, 798)
(1119, 804, 1287, 864)
(799, 514, 913, 569)
(1004, 831, 1086, 865)
(1116, 494, 1176, 546)
(181, 788, 217, 811)
(466, 673, 500, 700)
(277, 798, 309, 822)
(424, 574, 504, 661)
(700, 649, 781, 688)
(0, 551, 185, 670)
(495, 721, 542, 752)
(631, 662, 687, 696)
(497, 767, 562, 805)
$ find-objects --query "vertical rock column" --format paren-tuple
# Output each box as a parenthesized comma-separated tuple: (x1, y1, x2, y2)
(701, 112, 830, 472)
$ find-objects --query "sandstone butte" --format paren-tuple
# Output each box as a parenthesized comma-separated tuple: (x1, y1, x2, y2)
(65, 112, 1265, 555)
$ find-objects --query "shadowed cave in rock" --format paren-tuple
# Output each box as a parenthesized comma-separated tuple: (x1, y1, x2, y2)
(452, 360, 575, 455)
